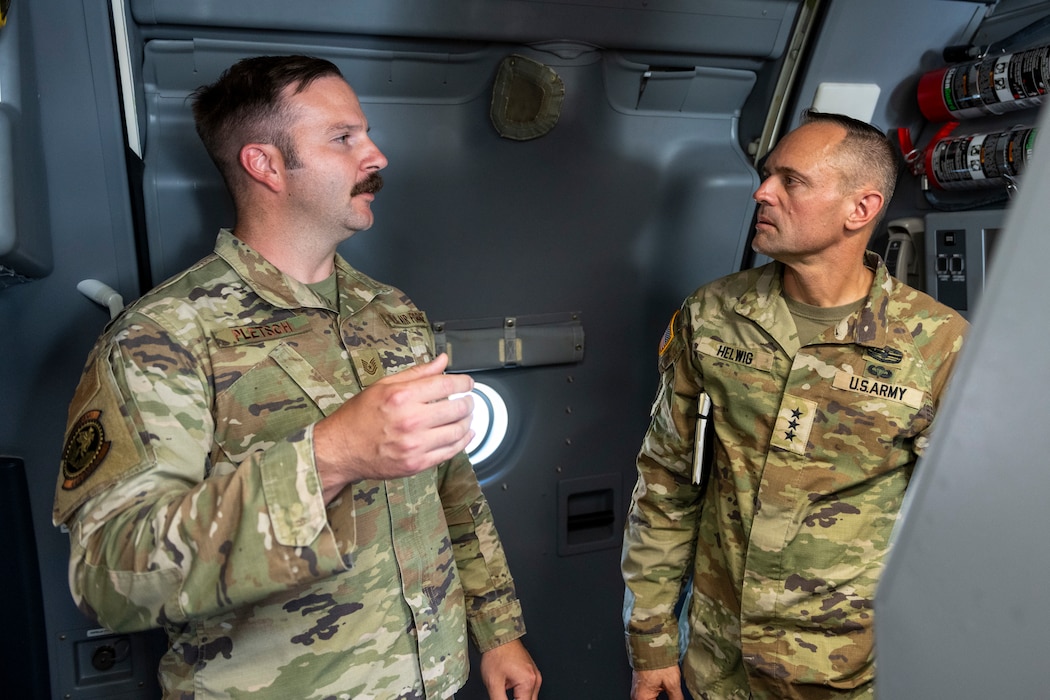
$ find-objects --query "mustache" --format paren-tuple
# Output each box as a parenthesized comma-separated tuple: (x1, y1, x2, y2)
(351, 173, 384, 196)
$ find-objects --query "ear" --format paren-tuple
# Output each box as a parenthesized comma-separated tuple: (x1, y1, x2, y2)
(844, 189, 884, 232)
(238, 143, 286, 193)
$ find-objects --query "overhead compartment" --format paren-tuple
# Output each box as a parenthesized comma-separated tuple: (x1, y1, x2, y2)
(128, 0, 800, 58)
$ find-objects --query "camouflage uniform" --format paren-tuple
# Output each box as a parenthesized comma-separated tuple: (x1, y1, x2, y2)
(621, 252, 967, 700)
(54, 230, 525, 700)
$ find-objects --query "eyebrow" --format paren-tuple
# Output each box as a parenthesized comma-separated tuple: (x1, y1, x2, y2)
(326, 122, 367, 135)
(763, 163, 808, 182)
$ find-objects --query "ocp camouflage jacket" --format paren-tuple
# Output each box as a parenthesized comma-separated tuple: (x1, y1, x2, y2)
(622, 252, 967, 700)
(55, 230, 525, 699)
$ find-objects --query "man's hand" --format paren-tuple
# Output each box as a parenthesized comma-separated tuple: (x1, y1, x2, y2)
(314, 353, 475, 501)
(631, 666, 684, 700)
(480, 639, 542, 700)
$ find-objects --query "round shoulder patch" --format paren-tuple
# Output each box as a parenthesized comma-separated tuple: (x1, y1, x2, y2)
(61, 410, 111, 491)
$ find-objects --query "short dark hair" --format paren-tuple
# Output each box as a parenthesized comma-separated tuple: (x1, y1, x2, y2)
(800, 108, 900, 222)
(190, 55, 344, 193)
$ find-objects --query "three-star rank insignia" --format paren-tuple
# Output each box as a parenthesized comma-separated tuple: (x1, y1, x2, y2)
(769, 395, 817, 455)
(61, 410, 111, 490)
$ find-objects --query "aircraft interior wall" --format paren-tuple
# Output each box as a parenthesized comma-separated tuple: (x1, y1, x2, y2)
(0, 0, 1042, 698)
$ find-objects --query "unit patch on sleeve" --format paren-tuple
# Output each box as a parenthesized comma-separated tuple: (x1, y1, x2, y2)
(61, 410, 111, 490)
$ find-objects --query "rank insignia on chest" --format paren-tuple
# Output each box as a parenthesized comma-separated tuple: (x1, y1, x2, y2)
(769, 395, 817, 455)
(351, 348, 386, 387)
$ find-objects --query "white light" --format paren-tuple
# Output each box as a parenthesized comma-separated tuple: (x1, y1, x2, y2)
(462, 382, 509, 465)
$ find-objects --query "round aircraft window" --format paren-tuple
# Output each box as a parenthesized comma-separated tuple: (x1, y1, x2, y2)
(462, 382, 509, 466)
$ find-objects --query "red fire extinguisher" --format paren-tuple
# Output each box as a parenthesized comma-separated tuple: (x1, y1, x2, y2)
(918, 45, 1050, 122)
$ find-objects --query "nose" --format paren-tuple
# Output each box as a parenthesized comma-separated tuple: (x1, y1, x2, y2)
(364, 138, 388, 172)
(753, 176, 775, 205)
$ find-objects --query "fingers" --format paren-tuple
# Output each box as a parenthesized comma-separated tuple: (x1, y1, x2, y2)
(479, 640, 542, 700)
(315, 353, 480, 495)
(380, 354, 474, 407)
(413, 418, 476, 468)
(631, 668, 683, 700)
(382, 351, 450, 382)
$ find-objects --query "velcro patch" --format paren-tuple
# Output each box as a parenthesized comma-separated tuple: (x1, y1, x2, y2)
(382, 311, 428, 328)
(659, 311, 679, 356)
(769, 395, 817, 455)
(832, 370, 924, 409)
(697, 337, 774, 372)
(61, 410, 111, 490)
(213, 316, 310, 346)
(351, 348, 386, 387)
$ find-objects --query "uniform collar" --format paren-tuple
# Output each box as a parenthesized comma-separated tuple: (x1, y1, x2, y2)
(735, 250, 891, 353)
(213, 229, 387, 314)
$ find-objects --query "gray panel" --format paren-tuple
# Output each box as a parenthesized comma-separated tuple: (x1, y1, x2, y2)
(0, 1, 148, 698)
(130, 0, 800, 58)
(876, 75, 1050, 700)
(786, 0, 990, 134)
(0, 0, 52, 282)
(140, 38, 759, 315)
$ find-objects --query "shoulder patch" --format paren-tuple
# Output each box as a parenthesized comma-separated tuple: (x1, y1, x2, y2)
(61, 410, 111, 490)
(659, 310, 679, 356)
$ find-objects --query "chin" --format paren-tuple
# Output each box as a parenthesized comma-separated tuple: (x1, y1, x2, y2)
(751, 235, 772, 256)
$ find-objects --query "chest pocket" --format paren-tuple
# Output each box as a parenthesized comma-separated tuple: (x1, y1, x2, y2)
(270, 344, 346, 416)
(213, 342, 350, 467)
